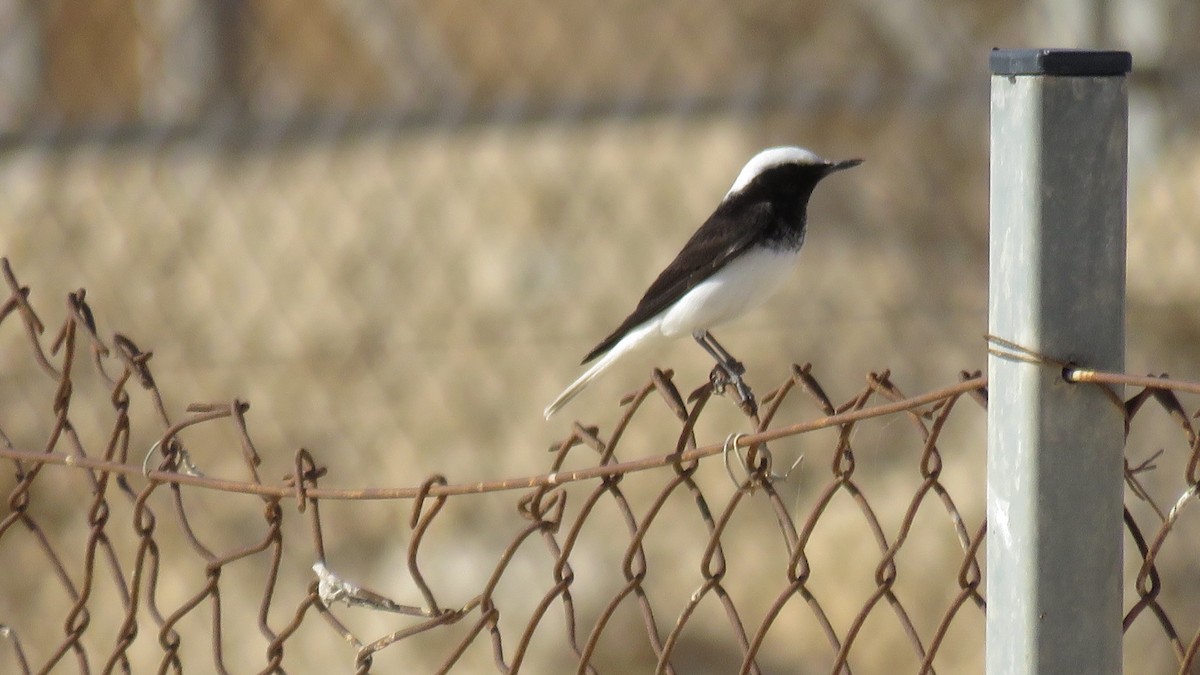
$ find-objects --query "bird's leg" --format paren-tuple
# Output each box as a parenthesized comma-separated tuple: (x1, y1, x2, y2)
(692, 330, 756, 415)
(699, 331, 745, 376)
(692, 329, 730, 373)
(704, 332, 756, 413)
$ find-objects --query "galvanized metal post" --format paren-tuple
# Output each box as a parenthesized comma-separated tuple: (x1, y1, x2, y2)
(987, 48, 1130, 675)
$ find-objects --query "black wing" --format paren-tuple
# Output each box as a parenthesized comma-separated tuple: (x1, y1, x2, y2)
(581, 201, 776, 363)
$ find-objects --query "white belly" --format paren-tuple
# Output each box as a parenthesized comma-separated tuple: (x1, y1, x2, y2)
(659, 247, 799, 337)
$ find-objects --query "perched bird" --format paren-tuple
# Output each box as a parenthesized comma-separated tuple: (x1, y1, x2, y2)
(544, 146, 862, 419)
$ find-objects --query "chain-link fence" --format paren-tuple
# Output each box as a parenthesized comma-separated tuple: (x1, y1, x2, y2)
(2, 255, 1199, 673)
(2, 1, 1200, 673)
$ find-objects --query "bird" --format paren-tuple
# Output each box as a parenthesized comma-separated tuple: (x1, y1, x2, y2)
(544, 146, 862, 419)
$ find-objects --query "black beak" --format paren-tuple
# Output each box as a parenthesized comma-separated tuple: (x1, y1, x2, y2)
(826, 158, 864, 174)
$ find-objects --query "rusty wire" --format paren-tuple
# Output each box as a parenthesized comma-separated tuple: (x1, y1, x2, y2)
(1, 255, 1199, 674)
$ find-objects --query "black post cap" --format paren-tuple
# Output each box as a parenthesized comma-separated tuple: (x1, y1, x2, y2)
(990, 48, 1132, 76)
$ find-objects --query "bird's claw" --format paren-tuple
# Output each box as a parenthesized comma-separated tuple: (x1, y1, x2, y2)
(734, 380, 757, 416)
(709, 364, 758, 417)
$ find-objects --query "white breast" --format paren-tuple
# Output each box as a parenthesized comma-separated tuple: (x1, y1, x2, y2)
(658, 247, 800, 338)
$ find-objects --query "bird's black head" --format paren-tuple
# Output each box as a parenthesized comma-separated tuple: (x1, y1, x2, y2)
(722, 146, 863, 217)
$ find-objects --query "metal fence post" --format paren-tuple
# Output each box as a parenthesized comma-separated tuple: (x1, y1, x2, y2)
(987, 48, 1131, 675)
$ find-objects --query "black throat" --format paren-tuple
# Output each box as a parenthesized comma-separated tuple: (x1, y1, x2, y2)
(723, 163, 830, 251)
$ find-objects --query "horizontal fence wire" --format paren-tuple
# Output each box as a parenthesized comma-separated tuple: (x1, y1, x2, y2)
(1, 255, 1198, 673)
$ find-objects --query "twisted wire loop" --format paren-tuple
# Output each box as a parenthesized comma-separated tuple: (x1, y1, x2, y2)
(2, 256, 1199, 673)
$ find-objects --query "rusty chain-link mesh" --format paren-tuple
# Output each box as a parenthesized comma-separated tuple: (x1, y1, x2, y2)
(2, 255, 1198, 674)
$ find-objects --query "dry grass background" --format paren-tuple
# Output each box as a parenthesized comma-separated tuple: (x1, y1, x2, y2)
(2, 0, 1200, 672)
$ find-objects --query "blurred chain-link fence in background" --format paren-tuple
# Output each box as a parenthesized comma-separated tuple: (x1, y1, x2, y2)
(2, 0, 1200, 672)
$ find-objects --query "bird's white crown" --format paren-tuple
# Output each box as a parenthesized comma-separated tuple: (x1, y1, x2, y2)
(726, 146, 826, 197)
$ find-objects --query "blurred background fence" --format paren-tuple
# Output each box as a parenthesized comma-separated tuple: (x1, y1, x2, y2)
(1, 0, 1199, 672)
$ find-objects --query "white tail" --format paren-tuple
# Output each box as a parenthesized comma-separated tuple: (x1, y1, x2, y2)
(543, 321, 658, 419)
